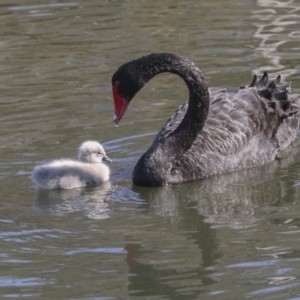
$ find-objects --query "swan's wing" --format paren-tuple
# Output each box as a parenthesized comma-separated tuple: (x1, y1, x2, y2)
(195, 74, 300, 159)
(156, 74, 299, 158)
(154, 87, 226, 142)
(173, 75, 299, 180)
(208, 87, 228, 99)
(154, 101, 188, 142)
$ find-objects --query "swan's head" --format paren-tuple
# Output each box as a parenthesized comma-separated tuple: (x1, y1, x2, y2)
(78, 141, 112, 164)
(112, 57, 153, 125)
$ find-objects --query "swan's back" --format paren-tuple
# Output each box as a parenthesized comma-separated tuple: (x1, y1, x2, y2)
(32, 159, 110, 189)
(154, 73, 300, 182)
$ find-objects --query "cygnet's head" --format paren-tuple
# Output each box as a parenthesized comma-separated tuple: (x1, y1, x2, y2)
(78, 141, 112, 163)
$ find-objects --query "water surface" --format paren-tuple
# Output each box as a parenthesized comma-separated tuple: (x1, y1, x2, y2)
(1, 0, 300, 299)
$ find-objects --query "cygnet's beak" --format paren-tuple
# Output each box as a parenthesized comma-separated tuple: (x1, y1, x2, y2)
(103, 155, 112, 163)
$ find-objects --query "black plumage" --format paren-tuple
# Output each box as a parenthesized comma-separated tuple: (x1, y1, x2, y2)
(112, 53, 300, 186)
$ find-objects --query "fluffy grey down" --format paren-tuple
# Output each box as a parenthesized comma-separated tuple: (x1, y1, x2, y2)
(32, 141, 111, 189)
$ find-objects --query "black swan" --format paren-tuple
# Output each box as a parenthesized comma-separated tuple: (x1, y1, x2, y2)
(112, 53, 300, 186)
(32, 141, 112, 189)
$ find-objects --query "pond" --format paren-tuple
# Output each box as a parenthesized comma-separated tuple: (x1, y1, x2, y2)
(1, 0, 300, 299)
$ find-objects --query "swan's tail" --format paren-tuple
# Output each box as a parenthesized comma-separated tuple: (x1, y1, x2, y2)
(242, 72, 300, 119)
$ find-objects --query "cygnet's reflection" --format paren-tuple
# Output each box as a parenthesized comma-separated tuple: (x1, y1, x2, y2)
(33, 181, 112, 219)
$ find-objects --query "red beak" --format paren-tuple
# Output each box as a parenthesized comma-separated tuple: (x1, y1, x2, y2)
(112, 83, 129, 125)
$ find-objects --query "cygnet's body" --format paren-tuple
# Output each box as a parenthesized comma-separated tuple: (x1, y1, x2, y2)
(32, 141, 112, 189)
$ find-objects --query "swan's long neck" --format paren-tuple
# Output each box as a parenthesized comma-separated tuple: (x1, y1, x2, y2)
(138, 53, 210, 158)
(128, 53, 209, 186)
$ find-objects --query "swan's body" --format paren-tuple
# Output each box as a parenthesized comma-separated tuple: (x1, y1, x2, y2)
(32, 141, 112, 189)
(112, 53, 300, 186)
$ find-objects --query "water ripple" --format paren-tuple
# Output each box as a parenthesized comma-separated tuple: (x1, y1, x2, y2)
(248, 281, 300, 296)
(227, 259, 280, 268)
(7, 3, 78, 11)
(64, 247, 127, 255)
(0, 277, 53, 287)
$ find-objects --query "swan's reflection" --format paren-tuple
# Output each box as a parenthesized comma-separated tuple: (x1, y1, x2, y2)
(33, 181, 112, 219)
(125, 142, 300, 297)
(133, 139, 300, 230)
